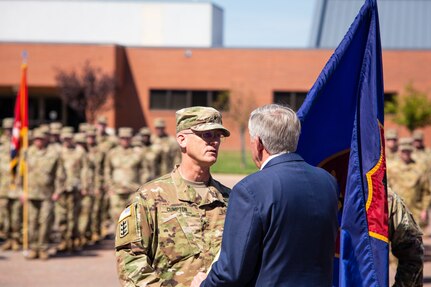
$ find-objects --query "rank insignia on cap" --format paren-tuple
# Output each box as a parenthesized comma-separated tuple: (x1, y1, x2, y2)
(119, 220, 129, 238)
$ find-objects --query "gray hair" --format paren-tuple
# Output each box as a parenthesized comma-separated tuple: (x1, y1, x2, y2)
(248, 104, 301, 154)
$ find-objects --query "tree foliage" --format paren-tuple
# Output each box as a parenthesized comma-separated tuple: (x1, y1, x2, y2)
(55, 61, 115, 123)
(228, 88, 257, 169)
(386, 83, 431, 132)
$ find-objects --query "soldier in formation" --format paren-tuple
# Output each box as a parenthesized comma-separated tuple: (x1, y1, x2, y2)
(115, 106, 231, 286)
(0, 118, 21, 251)
(0, 115, 180, 260)
(387, 137, 431, 228)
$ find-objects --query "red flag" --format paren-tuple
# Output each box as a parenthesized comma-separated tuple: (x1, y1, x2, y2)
(10, 62, 28, 176)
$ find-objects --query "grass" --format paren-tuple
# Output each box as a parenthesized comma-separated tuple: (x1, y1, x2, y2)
(212, 150, 258, 174)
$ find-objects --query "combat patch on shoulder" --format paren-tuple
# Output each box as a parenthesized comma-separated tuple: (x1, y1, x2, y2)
(115, 203, 141, 248)
(118, 206, 131, 222)
(119, 220, 129, 238)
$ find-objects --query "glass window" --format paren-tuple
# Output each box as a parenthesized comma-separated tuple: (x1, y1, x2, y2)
(150, 90, 169, 110)
(170, 90, 188, 109)
(192, 91, 208, 106)
(149, 89, 229, 110)
(273, 91, 307, 111)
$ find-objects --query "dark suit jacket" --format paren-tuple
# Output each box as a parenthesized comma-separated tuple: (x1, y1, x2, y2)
(202, 153, 338, 287)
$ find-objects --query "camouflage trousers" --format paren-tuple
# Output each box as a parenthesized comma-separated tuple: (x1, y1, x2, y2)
(56, 191, 80, 241)
(91, 191, 105, 237)
(78, 194, 94, 240)
(4, 198, 22, 241)
(0, 197, 8, 236)
(28, 199, 54, 252)
(109, 193, 133, 223)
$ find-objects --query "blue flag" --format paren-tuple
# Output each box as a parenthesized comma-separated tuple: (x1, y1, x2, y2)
(296, 0, 388, 286)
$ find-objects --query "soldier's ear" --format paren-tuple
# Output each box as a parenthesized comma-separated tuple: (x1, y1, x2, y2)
(176, 133, 187, 148)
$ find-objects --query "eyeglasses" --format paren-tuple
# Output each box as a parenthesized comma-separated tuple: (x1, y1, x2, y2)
(183, 130, 225, 141)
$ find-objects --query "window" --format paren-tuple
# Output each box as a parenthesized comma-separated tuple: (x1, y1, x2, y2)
(273, 91, 307, 111)
(150, 89, 229, 111)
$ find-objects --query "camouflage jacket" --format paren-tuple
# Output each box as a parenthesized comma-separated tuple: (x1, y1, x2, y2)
(26, 146, 61, 200)
(57, 145, 87, 193)
(105, 145, 143, 194)
(115, 166, 230, 287)
(0, 141, 12, 198)
(140, 145, 161, 185)
(388, 188, 423, 287)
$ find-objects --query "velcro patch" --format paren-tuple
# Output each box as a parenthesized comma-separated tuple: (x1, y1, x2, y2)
(119, 220, 129, 238)
(118, 206, 131, 222)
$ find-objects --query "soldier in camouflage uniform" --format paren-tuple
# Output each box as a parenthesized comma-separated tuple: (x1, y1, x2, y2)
(0, 118, 13, 240)
(75, 132, 93, 246)
(387, 138, 431, 228)
(24, 130, 61, 260)
(105, 127, 142, 223)
(152, 118, 181, 177)
(412, 130, 431, 164)
(0, 117, 13, 145)
(0, 118, 21, 250)
(48, 122, 63, 155)
(388, 187, 423, 287)
(96, 116, 117, 236)
(54, 131, 87, 252)
(85, 128, 105, 243)
(115, 106, 231, 286)
(385, 129, 398, 165)
(139, 127, 159, 184)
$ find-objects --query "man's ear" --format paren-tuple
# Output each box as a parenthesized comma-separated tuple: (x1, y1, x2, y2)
(177, 133, 187, 149)
(257, 137, 264, 153)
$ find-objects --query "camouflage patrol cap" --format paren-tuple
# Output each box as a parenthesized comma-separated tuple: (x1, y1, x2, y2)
(118, 127, 133, 138)
(74, 133, 86, 143)
(139, 127, 151, 136)
(86, 129, 96, 137)
(49, 122, 62, 130)
(97, 115, 107, 125)
(39, 124, 50, 135)
(61, 131, 73, 140)
(33, 129, 45, 139)
(154, 118, 166, 128)
(2, 118, 13, 129)
(385, 129, 398, 140)
(61, 126, 74, 134)
(412, 130, 424, 141)
(176, 106, 230, 136)
(131, 135, 142, 147)
(398, 137, 414, 151)
(79, 123, 90, 133)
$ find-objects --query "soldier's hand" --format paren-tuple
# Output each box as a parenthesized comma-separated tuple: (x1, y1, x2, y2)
(421, 209, 428, 223)
(52, 193, 60, 201)
(191, 272, 207, 287)
(19, 193, 27, 203)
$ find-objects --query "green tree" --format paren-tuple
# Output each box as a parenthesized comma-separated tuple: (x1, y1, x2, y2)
(386, 83, 431, 132)
(55, 61, 115, 123)
(228, 88, 257, 169)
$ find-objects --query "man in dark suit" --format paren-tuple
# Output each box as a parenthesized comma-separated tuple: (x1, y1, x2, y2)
(192, 104, 339, 287)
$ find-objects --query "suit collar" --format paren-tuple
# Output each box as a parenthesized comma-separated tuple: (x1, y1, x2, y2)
(262, 152, 304, 170)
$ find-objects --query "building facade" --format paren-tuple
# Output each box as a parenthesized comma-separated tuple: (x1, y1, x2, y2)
(1, 42, 430, 150)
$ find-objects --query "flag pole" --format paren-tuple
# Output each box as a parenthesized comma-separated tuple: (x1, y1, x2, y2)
(21, 51, 29, 255)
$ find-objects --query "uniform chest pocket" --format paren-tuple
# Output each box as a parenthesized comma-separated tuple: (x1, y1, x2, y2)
(158, 213, 201, 266)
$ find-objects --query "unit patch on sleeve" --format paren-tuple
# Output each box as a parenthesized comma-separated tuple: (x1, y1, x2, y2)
(119, 220, 129, 238)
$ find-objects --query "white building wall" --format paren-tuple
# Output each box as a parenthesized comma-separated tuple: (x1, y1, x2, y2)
(0, 0, 223, 47)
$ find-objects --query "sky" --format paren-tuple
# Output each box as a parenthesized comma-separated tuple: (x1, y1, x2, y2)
(211, 0, 317, 48)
